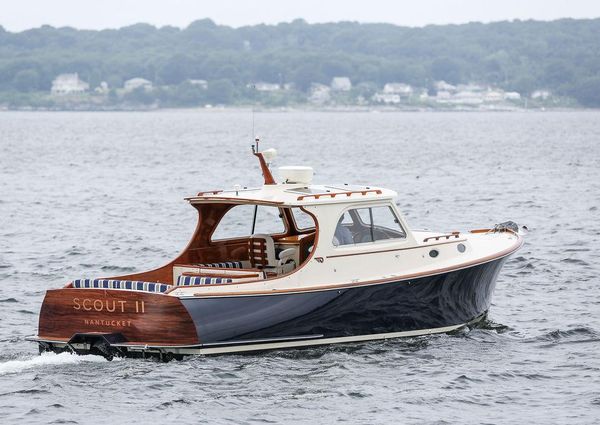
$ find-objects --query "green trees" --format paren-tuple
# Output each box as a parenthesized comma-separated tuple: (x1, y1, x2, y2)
(0, 18, 599, 106)
(13, 69, 40, 92)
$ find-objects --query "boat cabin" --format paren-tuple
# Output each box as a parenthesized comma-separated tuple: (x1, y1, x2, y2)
(88, 148, 419, 295)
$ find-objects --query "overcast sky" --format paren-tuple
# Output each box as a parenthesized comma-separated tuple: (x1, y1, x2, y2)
(2, 0, 600, 31)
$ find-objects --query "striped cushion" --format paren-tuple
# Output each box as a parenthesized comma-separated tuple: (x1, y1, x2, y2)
(198, 261, 243, 268)
(72, 279, 171, 293)
(176, 275, 233, 286)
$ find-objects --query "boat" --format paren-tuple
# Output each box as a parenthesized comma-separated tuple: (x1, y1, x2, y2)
(30, 141, 524, 360)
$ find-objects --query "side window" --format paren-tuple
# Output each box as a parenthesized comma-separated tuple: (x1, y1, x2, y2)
(254, 206, 286, 235)
(291, 208, 315, 231)
(333, 205, 406, 246)
(212, 205, 286, 240)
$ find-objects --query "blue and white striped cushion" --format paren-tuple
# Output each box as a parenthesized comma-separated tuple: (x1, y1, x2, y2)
(177, 276, 233, 286)
(198, 261, 243, 269)
(72, 279, 171, 293)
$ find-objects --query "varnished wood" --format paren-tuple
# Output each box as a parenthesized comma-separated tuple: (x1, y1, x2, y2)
(38, 289, 199, 345)
(254, 152, 276, 185)
(423, 232, 460, 242)
(181, 271, 261, 279)
(297, 189, 382, 201)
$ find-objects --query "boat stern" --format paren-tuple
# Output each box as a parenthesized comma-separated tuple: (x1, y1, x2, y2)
(35, 288, 199, 357)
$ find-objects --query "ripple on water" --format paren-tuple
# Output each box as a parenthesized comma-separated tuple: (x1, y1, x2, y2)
(1, 111, 599, 424)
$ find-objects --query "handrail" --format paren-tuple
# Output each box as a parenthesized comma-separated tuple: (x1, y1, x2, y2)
(423, 232, 460, 243)
(297, 189, 382, 201)
(196, 190, 223, 196)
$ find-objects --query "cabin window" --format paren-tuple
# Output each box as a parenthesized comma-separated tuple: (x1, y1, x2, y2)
(333, 205, 406, 246)
(211, 205, 286, 240)
(291, 208, 315, 231)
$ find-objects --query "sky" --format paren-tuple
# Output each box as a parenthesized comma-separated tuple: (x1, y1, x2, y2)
(2, 0, 600, 31)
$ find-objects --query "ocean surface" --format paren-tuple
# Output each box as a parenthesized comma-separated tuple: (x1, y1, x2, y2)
(0, 110, 599, 424)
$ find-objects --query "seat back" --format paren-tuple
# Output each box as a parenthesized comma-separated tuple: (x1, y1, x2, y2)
(248, 234, 277, 268)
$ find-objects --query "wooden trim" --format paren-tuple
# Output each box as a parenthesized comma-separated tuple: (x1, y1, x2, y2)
(38, 289, 199, 345)
(326, 238, 466, 259)
(297, 189, 382, 201)
(181, 272, 261, 279)
(197, 190, 223, 196)
(190, 236, 524, 297)
(254, 152, 276, 185)
(188, 197, 285, 206)
(423, 232, 460, 243)
(469, 228, 492, 234)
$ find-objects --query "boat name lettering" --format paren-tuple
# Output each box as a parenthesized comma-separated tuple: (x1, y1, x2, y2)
(72, 298, 145, 314)
(83, 318, 132, 327)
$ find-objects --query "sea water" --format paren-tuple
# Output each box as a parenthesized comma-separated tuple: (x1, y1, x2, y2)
(0, 110, 599, 424)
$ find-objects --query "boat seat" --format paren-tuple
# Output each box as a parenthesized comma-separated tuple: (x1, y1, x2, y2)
(248, 234, 297, 274)
(198, 261, 245, 268)
(72, 279, 171, 293)
(176, 275, 233, 286)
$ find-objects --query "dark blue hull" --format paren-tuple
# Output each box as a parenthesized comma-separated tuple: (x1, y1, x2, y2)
(181, 257, 507, 345)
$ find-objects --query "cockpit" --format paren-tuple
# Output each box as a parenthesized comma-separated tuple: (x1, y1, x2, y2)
(168, 202, 317, 287)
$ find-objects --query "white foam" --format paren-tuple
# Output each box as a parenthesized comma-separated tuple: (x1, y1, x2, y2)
(0, 352, 113, 376)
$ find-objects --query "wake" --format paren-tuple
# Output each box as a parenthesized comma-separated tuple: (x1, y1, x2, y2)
(0, 352, 113, 376)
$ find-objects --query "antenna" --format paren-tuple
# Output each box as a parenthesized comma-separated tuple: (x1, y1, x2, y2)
(251, 83, 256, 142)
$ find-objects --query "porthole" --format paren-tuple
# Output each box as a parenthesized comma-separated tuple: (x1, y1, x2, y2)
(429, 249, 439, 258)
(457, 243, 466, 253)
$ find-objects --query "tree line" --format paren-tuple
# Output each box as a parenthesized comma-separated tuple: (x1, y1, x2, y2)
(0, 18, 599, 106)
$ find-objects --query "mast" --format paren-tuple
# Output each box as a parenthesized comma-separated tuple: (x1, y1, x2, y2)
(252, 138, 276, 185)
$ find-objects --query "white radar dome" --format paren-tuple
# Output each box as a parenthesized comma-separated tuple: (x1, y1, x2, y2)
(278, 166, 314, 184)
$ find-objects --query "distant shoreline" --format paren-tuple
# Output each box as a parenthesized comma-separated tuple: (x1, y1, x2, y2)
(0, 105, 593, 113)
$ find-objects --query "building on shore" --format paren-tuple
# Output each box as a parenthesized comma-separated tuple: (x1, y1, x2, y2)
(124, 78, 153, 92)
(310, 84, 331, 104)
(372, 93, 401, 104)
(531, 90, 551, 100)
(249, 82, 281, 92)
(94, 82, 109, 94)
(383, 83, 413, 97)
(51, 73, 89, 95)
(331, 77, 352, 91)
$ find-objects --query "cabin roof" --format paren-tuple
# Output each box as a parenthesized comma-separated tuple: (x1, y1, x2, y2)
(186, 183, 397, 207)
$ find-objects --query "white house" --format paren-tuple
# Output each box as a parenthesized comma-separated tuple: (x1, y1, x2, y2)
(372, 93, 401, 104)
(94, 81, 109, 94)
(124, 78, 153, 92)
(331, 77, 352, 91)
(383, 83, 413, 97)
(51, 73, 89, 95)
(531, 90, 551, 100)
(435, 80, 456, 93)
(504, 92, 521, 101)
(484, 90, 504, 103)
(250, 82, 281, 92)
(309, 84, 331, 104)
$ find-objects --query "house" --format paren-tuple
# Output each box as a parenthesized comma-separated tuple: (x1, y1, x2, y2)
(383, 83, 413, 97)
(94, 81, 109, 94)
(457, 83, 485, 93)
(124, 78, 153, 92)
(51, 73, 89, 95)
(531, 90, 551, 100)
(331, 77, 352, 91)
(484, 90, 504, 103)
(372, 93, 401, 104)
(435, 91, 452, 101)
(309, 84, 331, 104)
(435, 80, 456, 93)
(250, 82, 281, 92)
(504, 92, 521, 101)
(450, 91, 484, 105)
